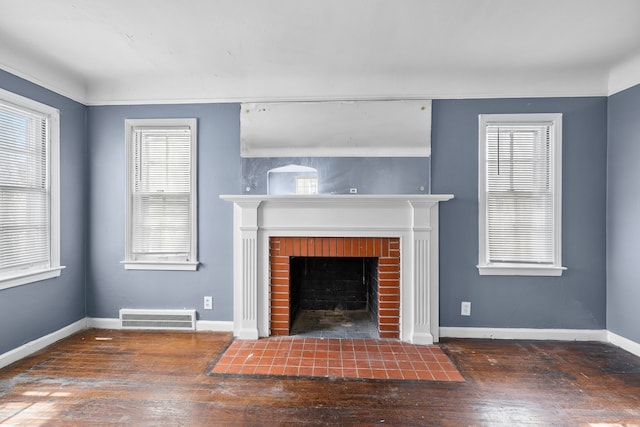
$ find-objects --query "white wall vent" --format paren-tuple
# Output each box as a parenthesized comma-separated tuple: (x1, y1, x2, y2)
(119, 309, 196, 330)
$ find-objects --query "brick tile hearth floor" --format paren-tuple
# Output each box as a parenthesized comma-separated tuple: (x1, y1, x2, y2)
(211, 337, 464, 381)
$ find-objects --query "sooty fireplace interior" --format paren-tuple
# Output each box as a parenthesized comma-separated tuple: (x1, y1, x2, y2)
(289, 257, 378, 337)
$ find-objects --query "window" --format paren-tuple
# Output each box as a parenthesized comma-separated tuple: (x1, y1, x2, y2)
(266, 164, 318, 195)
(0, 88, 63, 289)
(478, 113, 565, 276)
(124, 119, 198, 270)
(295, 176, 318, 195)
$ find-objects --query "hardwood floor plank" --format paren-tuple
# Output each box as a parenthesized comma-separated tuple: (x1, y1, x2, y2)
(1, 329, 639, 425)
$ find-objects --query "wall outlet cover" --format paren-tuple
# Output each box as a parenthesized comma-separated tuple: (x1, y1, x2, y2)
(461, 301, 471, 316)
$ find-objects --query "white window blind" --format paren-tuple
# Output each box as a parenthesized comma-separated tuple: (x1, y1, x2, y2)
(478, 114, 564, 276)
(487, 124, 553, 263)
(0, 88, 62, 289)
(0, 102, 49, 272)
(125, 119, 198, 270)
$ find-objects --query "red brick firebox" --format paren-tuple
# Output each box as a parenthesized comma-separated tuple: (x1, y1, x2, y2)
(269, 237, 400, 339)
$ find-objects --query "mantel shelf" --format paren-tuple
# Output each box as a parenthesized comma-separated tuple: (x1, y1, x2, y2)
(220, 194, 454, 204)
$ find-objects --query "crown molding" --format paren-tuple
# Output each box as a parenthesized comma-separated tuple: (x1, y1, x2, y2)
(5, 54, 640, 106)
(0, 49, 86, 104)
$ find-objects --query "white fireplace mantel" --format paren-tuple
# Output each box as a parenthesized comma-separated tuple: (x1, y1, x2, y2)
(220, 194, 453, 345)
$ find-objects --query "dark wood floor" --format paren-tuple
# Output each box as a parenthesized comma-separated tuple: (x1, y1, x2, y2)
(1, 330, 639, 426)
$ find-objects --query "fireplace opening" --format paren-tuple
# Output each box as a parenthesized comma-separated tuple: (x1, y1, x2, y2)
(269, 236, 400, 339)
(288, 256, 379, 338)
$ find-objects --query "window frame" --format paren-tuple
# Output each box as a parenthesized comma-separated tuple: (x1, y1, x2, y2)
(124, 118, 198, 271)
(477, 113, 566, 277)
(0, 88, 63, 290)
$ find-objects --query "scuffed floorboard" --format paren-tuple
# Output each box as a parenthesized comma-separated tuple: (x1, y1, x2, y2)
(0, 330, 639, 426)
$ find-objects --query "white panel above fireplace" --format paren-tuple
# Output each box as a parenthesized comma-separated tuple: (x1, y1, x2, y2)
(220, 194, 453, 345)
(240, 100, 431, 158)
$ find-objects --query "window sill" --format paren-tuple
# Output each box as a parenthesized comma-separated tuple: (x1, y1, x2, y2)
(122, 261, 199, 271)
(477, 264, 566, 277)
(0, 266, 66, 290)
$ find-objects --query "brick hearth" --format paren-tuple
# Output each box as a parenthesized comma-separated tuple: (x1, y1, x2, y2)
(269, 237, 400, 338)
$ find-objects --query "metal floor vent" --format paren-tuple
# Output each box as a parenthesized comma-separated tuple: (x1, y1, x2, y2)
(119, 309, 196, 330)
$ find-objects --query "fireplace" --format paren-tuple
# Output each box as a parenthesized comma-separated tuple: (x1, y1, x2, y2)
(220, 194, 453, 344)
(270, 237, 400, 338)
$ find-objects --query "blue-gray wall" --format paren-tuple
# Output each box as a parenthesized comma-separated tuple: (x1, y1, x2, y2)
(607, 83, 640, 343)
(0, 70, 87, 355)
(4, 64, 640, 358)
(432, 97, 608, 329)
(86, 104, 240, 321)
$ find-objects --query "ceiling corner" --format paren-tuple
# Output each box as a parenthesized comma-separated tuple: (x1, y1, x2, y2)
(0, 45, 88, 105)
(608, 51, 640, 96)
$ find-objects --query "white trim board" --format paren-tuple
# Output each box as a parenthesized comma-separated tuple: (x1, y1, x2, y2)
(608, 331, 640, 359)
(0, 318, 87, 370)
(196, 321, 234, 332)
(439, 327, 608, 342)
(86, 317, 120, 330)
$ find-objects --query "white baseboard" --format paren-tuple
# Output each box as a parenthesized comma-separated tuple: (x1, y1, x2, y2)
(196, 320, 234, 332)
(86, 317, 121, 329)
(0, 318, 87, 370)
(608, 331, 640, 358)
(439, 327, 608, 342)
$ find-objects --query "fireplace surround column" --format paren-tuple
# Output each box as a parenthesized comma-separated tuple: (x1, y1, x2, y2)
(232, 199, 262, 339)
(409, 200, 440, 344)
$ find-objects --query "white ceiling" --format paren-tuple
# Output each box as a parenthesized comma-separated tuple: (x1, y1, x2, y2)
(1, 0, 639, 104)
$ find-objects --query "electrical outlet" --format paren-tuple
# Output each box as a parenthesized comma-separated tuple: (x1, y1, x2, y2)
(204, 296, 213, 310)
(350, 188, 358, 194)
(461, 301, 471, 316)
